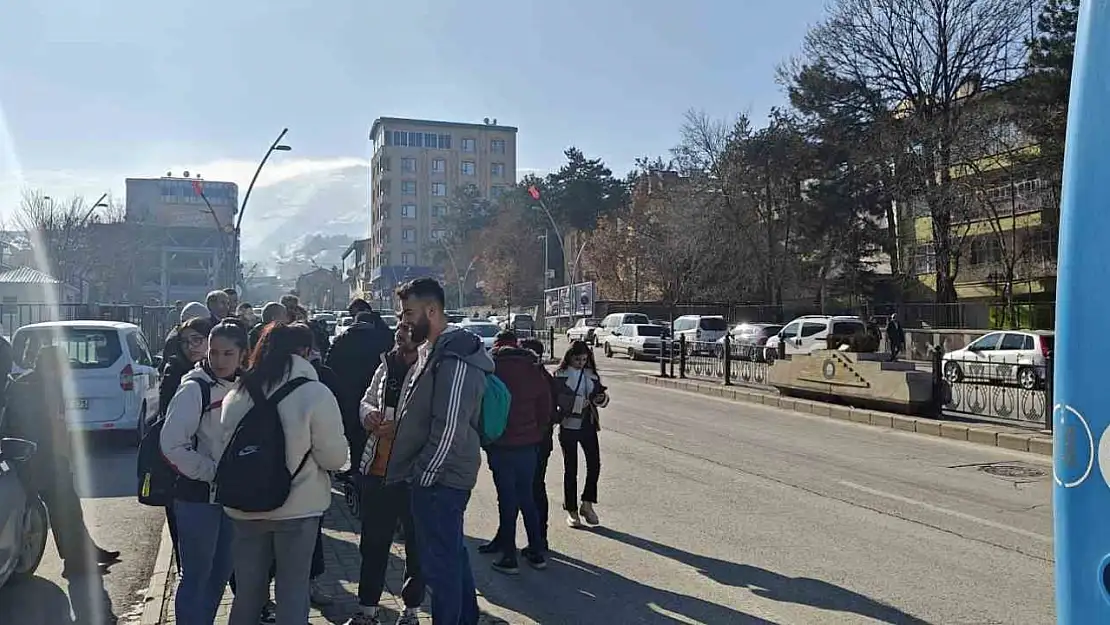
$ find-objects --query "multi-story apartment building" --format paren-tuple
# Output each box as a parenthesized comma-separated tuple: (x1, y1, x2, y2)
(898, 85, 1058, 328)
(366, 117, 517, 302)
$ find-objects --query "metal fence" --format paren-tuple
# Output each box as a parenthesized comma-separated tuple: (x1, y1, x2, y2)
(661, 335, 1053, 430)
(0, 303, 176, 353)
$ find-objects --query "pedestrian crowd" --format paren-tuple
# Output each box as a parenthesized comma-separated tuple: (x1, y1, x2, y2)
(3, 278, 612, 625)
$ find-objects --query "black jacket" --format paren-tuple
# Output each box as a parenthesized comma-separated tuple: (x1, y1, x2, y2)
(325, 317, 393, 419)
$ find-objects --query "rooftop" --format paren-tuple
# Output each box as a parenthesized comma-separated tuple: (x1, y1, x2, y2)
(370, 116, 517, 141)
(0, 266, 64, 284)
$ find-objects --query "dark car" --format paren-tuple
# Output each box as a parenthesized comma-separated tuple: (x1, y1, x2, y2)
(0, 438, 49, 589)
(716, 323, 783, 362)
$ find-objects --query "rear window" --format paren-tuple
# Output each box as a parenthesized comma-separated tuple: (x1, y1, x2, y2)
(466, 324, 500, 338)
(761, 325, 783, 337)
(622, 314, 650, 325)
(831, 321, 864, 335)
(635, 325, 664, 337)
(699, 317, 728, 331)
(14, 328, 123, 369)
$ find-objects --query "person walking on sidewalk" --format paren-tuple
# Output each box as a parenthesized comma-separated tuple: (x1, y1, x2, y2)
(345, 322, 424, 625)
(553, 341, 609, 528)
(160, 320, 247, 625)
(220, 323, 348, 625)
(519, 337, 557, 550)
(479, 332, 553, 574)
(389, 278, 494, 625)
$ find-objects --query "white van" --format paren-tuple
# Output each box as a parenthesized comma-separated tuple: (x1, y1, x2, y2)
(777, 315, 867, 356)
(595, 312, 651, 344)
(10, 321, 160, 444)
(671, 315, 729, 352)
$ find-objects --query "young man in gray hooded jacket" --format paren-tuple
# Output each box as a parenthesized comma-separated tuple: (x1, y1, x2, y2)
(386, 277, 494, 625)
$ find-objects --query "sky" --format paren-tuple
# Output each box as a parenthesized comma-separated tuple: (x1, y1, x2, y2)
(0, 0, 828, 221)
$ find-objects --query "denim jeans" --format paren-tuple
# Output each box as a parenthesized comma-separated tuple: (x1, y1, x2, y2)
(487, 445, 543, 557)
(411, 484, 479, 625)
(228, 516, 319, 625)
(173, 500, 234, 625)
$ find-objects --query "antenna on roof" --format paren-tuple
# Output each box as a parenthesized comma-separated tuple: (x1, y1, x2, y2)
(484, 117, 490, 124)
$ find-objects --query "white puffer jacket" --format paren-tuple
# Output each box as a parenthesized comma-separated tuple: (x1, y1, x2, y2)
(160, 364, 235, 487)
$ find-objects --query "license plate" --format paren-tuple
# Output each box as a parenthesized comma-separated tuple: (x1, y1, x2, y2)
(70, 399, 89, 410)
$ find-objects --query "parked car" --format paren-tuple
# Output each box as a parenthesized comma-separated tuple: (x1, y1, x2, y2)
(775, 315, 867, 357)
(941, 330, 1054, 390)
(0, 437, 49, 589)
(380, 313, 399, 331)
(445, 310, 467, 324)
(671, 315, 729, 354)
(11, 321, 160, 445)
(311, 312, 337, 334)
(602, 323, 666, 360)
(715, 323, 783, 361)
(459, 320, 501, 351)
(595, 312, 651, 345)
(567, 318, 600, 344)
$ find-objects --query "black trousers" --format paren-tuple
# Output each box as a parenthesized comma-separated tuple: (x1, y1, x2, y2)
(38, 464, 94, 565)
(534, 435, 553, 547)
(358, 476, 423, 608)
(559, 426, 600, 511)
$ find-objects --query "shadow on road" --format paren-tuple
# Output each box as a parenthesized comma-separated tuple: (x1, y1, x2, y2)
(466, 536, 780, 624)
(591, 527, 932, 625)
(0, 571, 117, 624)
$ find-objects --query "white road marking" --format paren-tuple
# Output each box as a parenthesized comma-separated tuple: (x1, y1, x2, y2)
(640, 424, 676, 437)
(838, 480, 1051, 543)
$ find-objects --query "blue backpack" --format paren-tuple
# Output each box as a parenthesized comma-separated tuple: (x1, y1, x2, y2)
(480, 374, 512, 445)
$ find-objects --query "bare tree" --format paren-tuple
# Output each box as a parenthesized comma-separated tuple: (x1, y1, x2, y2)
(802, 0, 1030, 308)
(17, 190, 96, 286)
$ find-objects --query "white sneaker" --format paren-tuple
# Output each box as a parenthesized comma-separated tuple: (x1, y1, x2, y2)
(580, 502, 599, 525)
(566, 510, 584, 528)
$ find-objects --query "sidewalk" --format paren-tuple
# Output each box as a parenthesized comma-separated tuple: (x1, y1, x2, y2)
(144, 489, 514, 625)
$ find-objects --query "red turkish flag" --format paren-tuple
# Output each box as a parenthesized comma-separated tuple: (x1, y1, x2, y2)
(527, 185, 541, 201)
(192, 180, 204, 196)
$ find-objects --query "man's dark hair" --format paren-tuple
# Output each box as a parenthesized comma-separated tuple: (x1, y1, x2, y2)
(521, 337, 544, 357)
(395, 277, 445, 308)
(348, 298, 372, 315)
(495, 330, 517, 344)
(222, 287, 237, 296)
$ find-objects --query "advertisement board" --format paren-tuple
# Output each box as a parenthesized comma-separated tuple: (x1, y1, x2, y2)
(543, 281, 595, 318)
(125, 177, 239, 229)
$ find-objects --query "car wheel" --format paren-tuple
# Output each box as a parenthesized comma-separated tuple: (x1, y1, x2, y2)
(11, 497, 48, 582)
(1017, 366, 1038, 390)
(943, 361, 963, 383)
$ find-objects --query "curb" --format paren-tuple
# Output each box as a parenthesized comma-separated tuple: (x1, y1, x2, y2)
(637, 375, 1053, 456)
(139, 520, 175, 625)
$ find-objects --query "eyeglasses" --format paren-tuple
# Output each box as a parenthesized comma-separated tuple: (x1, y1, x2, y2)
(183, 334, 206, 347)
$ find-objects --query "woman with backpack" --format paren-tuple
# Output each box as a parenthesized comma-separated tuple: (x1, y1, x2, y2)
(553, 340, 609, 528)
(219, 322, 347, 625)
(159, 320, 246, 625)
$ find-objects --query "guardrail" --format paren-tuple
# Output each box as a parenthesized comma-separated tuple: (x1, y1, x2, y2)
(660, 335, 1053, 430)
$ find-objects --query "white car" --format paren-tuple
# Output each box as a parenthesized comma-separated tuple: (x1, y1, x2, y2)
(567, 318, 600, 345)
(941, 330, 1054, 390)
(459, 321, 500, 351)
(602, 323, 666, 360)
(10, 321, 160, 444)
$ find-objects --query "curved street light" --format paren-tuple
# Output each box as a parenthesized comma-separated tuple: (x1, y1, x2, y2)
(236, 128, 291, 232)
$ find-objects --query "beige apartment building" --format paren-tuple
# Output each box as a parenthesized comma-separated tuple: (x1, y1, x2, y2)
(364, 116, 517, 301)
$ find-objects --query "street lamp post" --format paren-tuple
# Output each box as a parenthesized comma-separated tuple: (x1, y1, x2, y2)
(527, 186, 569, 286)
(81, 192, 111, 223)
(438, 240, 476, 310)
(232, 129, 292, 290)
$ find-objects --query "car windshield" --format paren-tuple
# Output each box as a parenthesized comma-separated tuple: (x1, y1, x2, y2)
(624, 314, 650, 325)
(636, 325, 665, 337)
(699, 317, 728, 331)
(466, 324, 500, 338)
(14, 327, 123, 369)
(581, 318, 599, 327)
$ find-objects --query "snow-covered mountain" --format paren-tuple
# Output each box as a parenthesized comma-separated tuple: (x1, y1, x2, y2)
(238, 164, 369, 271)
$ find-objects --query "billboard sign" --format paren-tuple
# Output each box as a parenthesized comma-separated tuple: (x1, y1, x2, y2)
(125, 177, 239, 229)
(543, 281, 595, 318)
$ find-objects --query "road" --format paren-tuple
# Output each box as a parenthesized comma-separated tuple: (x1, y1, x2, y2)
(0, 433, 167, 625)
(468, 346, 1053, 624)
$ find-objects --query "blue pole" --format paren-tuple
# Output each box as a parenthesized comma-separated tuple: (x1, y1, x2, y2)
(1055, 1, 1110, 622)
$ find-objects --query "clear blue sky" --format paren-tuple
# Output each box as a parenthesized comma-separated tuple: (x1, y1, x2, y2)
(0, 0, 827, 202)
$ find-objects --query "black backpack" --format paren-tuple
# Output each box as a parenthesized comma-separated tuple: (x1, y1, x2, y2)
(138, 380, 212, 507)
(215, 377, 311, 513)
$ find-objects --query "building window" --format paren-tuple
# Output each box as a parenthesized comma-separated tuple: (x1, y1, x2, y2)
(401, 252, 416, 265)
(431, 229, 447, 241)
(401, 181, 417, 196)
(379, 205, 391, 220)
(461, 161, 476, 176)
(402, 228, 416, 242)
(407, 132, 424, 147)
(432, 204, 446, 217)
(401, 158, 416, 173)
(377, 157, 391, 172)
(391, 131, 406, 147)
(912, 243, 936, 275)
(491, 162, 505, 177)
(490, 139, 506, 154)
(401, 204, 417, 219)
(490, 185, 506, 199)
(432, 158, 446, 173)
(432, 183, 447, 197)
(461, 138, 476, 152)
(384, 131, 393, 146)
(424, 132, 437, 148)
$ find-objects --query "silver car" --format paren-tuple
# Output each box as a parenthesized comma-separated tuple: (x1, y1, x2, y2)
(0, 437, 49, 589)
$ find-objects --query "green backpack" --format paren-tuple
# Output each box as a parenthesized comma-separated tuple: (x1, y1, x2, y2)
(480, 374, 512, 446)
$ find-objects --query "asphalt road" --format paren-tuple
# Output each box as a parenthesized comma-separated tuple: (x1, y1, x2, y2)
(0, 433, 166, 625)
(467, 353, 1052, 624)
